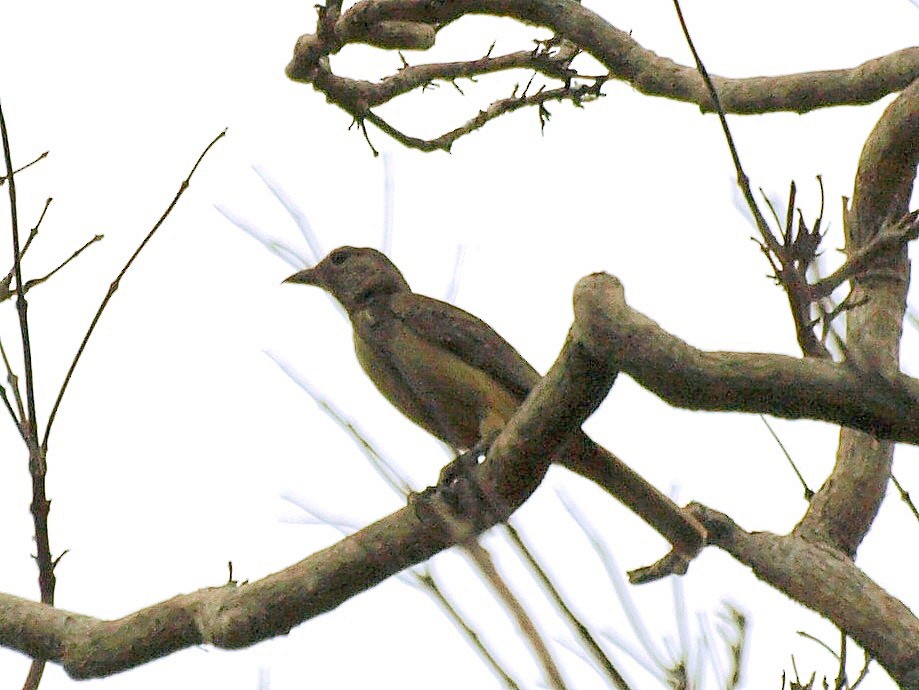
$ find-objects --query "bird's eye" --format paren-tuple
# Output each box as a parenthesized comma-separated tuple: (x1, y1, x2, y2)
(330, 250, 349, 265)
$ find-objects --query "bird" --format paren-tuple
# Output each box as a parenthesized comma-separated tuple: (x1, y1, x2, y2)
(285, 246, 702, 555)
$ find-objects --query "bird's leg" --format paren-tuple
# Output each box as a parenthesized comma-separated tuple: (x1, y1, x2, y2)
(409, 431, 502, 530)
(431, 430, 502, 522)
(437, 431, 499, 488)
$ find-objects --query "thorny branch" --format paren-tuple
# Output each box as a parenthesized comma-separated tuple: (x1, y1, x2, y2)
(286, 0, 919, 152)
(363, 77, 605, 153)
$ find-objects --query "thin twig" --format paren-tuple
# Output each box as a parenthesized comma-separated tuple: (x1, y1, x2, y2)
(835, 630, 848, 690)
(0, 379, 20, 431)
(22, 234, 104, 293)
(462, 540, 569, 690)
(505, 522, 633, 690)
(41, 129, 226, 453)
(556, 489, 668, 674)
(0, 100, 39, 446)
(0, 338, 25, 429)
(19, 196, 51, 258)
(670, 1, 772, 250)
(362, 78, 605, 153)
(849, 651, 872, 689)
(0, 233, 104, 305)
(670, 0, 828, 358)
(0, 198, 53, 303)
(810, 209, 919, 299)
(720, 606, 747, 690)
(890, 473, 919, 523)
(0, 150, 47, 185)
(797, 630, 840, 660)
(416, 570, 522, 689)
(759, 415, 813, 501)
(267, 351, 414, 497)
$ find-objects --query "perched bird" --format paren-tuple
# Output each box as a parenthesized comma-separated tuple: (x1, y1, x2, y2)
(286, 246, 701, 554)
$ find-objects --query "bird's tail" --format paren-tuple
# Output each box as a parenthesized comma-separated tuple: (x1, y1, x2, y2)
(556, 432, 705, 557)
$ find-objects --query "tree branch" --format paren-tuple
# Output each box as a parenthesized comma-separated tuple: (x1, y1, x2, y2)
(0, 96, 52, 690)
(796, 77, 919, 555)
(286, 0, 919, 150)
(571, 272, 919, 445)
(0, 288, 617, 677)
(690, 504, 919, 689)
(41, 129, 226, 453)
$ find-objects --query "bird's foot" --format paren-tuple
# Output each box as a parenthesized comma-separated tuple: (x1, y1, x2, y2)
(410, 436, 499, 530)
(438, 436, 500, 523)
(437, 432, 498, 487)
(437, 448, 482, 488)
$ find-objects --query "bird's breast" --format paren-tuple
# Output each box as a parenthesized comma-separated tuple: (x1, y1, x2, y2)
(351, 309, 520, 450)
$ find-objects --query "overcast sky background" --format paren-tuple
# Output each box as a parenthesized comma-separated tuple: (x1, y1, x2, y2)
(1, 1, 918, 688)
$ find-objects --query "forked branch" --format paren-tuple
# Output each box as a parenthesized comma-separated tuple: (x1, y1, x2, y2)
(286, 0, 919, 151)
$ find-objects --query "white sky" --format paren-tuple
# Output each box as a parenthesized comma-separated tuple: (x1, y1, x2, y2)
(0, 1, 917, 688)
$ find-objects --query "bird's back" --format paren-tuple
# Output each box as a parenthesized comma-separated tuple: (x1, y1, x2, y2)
(351, 292, 539, 450)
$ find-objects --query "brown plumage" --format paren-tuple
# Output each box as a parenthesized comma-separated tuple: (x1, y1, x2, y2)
(286, 246, 701, 554)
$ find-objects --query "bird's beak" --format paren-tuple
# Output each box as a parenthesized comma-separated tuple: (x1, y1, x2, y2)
(283, 267, 321, 286)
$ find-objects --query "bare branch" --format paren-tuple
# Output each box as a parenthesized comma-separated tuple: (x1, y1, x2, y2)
(670, 2, 829, 359)
(509, 525, 634, 688)
(286, 0, 919, 152)
(0, 233, 104, 304)
(759, 415, 813, 502)
(572, 272, 919, 445)
(0, 338, 24, 432)
(20, 234, 104, 294)
(41, 129, 227, 453)
(810, 209, 919, 299)
(689, 504, 919, 689)
(0, 277, 616, 677)
(890, 473, 919, 524)
(797, 77, 919, 555)
(0, 99, 39, 449)
(0, 150, 47, 185)
(462, 541, 568, 690)
(363, 78, 604, 152)
(0, 98, 53, 690)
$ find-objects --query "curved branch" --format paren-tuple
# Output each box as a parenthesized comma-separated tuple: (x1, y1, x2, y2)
(363, 78, 604, 152)
(287, 0, 919, 150)
(7, 263, 919, 679)
(796, 78, 919, 555)
(300, 46, 584, 108)
(0, 305, 613, 677)
(691, 504, 919, 689)
(571, 272, 919, 444)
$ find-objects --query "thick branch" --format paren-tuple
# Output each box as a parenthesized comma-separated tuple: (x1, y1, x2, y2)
(289, 0, 919, 115)
(0, 312, 614, 677)
(691, 504, 919, 689)
(797, 78, 919, 554)
(571, 272, 919, 444)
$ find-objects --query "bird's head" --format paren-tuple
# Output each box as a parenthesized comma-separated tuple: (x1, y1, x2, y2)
(284, 246, 410, 312)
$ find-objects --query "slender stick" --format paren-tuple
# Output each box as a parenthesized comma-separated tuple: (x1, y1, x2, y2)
(0, 98, 50, 690)
(0, 100, 38, 442)
(41, 129, 226, 453)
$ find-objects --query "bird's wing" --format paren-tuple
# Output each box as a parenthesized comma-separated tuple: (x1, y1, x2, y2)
(390, 292, 541, 401)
